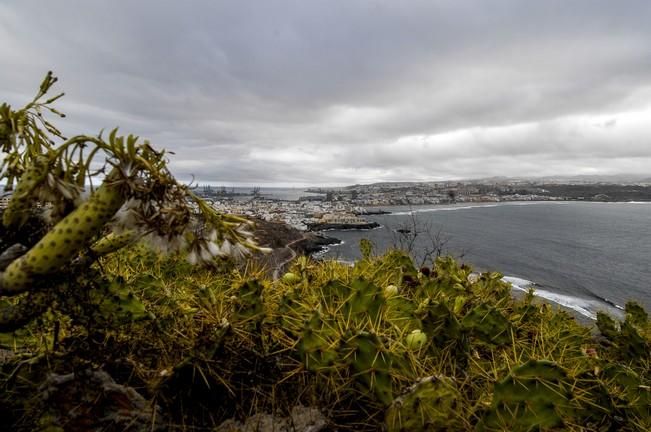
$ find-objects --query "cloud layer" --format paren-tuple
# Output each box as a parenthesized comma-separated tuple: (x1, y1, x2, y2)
(1, 1, 650, 185)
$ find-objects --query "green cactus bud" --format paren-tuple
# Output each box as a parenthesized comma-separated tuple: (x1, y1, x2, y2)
(281, 272, 301, 285)
(384, 284, 398, 297)
(405, 329, 427, 350)
(386, 376, 462, 432)
(2, 155, 49, 228)
(2, 168, 125, 292)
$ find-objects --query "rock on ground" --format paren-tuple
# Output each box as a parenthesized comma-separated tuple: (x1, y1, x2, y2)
(217, 405, 329, 432)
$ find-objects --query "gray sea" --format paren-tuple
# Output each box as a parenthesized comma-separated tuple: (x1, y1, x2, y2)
(319, 201, 651, 321)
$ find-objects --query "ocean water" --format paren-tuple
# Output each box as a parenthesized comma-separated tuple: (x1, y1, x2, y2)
(320, 201, 651, 320)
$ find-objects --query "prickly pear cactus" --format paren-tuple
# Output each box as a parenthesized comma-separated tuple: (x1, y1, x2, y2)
(346, 331, 393, 405)
(601, 364, 651, 421)
(461, 304, 512, 346)
(297, 311, 338, 371)
(342, 278, 385, 324)
(385, 375, 462, 431)
(597, 303, 650, 363)
(479, 360, 572, 431)
(233, 280, 264, 324)
(417, 301, 463, 348)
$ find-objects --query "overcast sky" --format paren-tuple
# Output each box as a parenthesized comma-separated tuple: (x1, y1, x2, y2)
(1, 1, 650, 186)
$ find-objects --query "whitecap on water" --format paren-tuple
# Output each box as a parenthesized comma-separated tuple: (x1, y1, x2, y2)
(502, 275, 624, 321)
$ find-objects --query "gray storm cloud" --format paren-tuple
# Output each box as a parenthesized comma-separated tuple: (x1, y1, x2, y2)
(1, 1, 650, 185)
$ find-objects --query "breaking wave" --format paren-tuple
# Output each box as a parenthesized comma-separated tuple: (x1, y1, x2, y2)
(389, 201, 569, 216)
(502, 276, 624, 320)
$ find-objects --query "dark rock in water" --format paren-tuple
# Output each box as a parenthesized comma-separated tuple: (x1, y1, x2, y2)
(307, 221, 380, 231)
(355, 209, 391, 215)
(216, 405, 328, 432)
(251, 219, 340, 256)
(296, 233, 341, 255)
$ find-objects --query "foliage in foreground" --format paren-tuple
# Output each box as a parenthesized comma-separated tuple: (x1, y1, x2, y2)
(0, 73, 267, 336)
(1, 245, 649, 431)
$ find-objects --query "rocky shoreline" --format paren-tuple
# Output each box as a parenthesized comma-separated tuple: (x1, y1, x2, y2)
(252, 219, 341, 255)
(306, 221, 380, 231)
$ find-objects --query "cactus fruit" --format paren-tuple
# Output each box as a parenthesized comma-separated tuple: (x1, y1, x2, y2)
(385, 376, 462, 432)
(461, 304, 511, 346)
(281, 272, 301, 285)
(2, 155, 49, 228)
(479, 360, 571, 430)
(2, 168, 125, 292)
(405, 329, 427, 350)
(384, 284, 398, 297)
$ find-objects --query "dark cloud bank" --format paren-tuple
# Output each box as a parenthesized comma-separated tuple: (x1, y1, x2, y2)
(1, 1, 650, 185)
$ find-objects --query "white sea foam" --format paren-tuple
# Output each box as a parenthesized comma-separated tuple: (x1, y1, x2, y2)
(502, 275, 625, 320)
(390, 205, 493, 216)
(388, 201, 569, 216)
